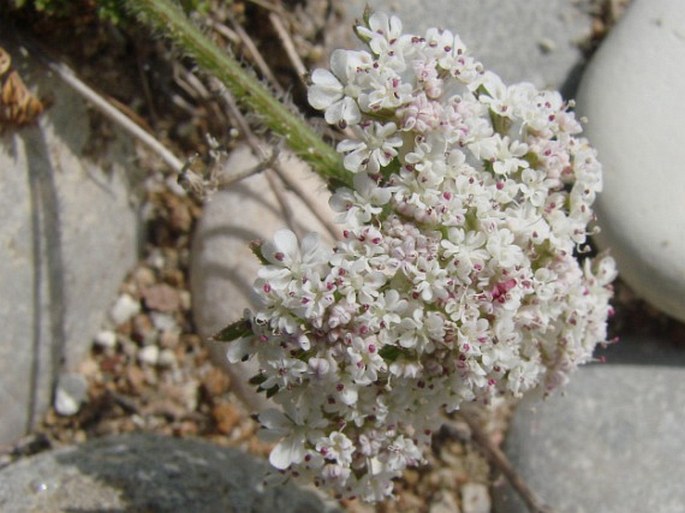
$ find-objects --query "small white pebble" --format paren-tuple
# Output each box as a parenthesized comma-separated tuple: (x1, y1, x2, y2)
(110, 294, 141, 325)
(461, 483, 491, 513)
(180, 380, 199, 411)
(146, 249, 166, 270)
(429, 490, 461, 513)
(179, 290, 192, 310)
(138, 345, 160, 365)
(94, 330, 117, 349)
(158, 349, 177, 368)
(150, 312, 179, 333)
(54, 373, 88, 416)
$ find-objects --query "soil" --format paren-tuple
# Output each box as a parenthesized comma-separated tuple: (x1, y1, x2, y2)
(2, 1, 681, 512)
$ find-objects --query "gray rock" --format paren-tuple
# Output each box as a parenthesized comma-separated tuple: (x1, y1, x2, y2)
(492, 364, 685, 513)
(576, 0, 685, 322)
(0, 39, 141, 445)
(190, 144, 335, 411)
(332, 0, 594, 90)
(0, 433, 340, 513)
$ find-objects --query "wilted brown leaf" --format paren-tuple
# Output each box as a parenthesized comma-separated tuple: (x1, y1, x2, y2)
(0, 46, 46, 129)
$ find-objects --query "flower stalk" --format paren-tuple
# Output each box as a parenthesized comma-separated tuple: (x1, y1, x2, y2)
(126, 0, 351, 186)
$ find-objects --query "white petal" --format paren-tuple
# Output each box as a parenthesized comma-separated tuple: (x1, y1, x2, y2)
(226, 338, 253, 363)
(308, 69, 342, 110)
(262, 229, 299, 266)
(341, 97, 362, 125)
(324, 99, 345, 124)
(259, 408, 290, 431)
(343, 150, 368, 173)
(269, 435, 305, 469)
(337, 138, 365, 153)
(329, 49, 350, 80)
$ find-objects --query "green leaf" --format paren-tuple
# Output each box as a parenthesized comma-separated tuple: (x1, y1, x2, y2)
(489, 110, 512, 136)
(523, 150, 540, 169)
(213, 319, 252, 342)
(265, 385, 279, 398)
(379, 345, 403, 363)
(380, 157, 401, 182)
(249, 373, 267, 386)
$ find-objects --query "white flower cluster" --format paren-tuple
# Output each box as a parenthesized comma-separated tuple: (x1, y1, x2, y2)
(228, 12, 616, 502)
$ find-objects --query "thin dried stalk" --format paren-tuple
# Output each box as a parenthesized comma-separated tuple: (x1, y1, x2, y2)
(269, 12, 308, 88)
(227, 12, 284, 96)
(34, 44, 183, 173)
(452, 410, 558, 513)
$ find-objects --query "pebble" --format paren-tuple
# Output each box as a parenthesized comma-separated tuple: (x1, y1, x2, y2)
(110, 294, 141, 326)
(157, 349, 177, 368)
(93, 330, 117, 349)
(132, 313, 157, 345)
(142, 283, 181, 313)
(150, 312, 179, 333)
(575, 0, 685, 321)
(138, 345, 160, 366)
(429, 490, 461, 513)
(54, 373, 89, 417)
(460, 483, 490, 513)
(212, 402, 242, 435)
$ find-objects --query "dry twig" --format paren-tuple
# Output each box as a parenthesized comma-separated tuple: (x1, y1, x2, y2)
(8, 31, 184, 174)
(268, 12, 308, 88)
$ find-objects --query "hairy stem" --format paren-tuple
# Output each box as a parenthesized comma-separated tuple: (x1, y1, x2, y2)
(127, 0, 351, 186)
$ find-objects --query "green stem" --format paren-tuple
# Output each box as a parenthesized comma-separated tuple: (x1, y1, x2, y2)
(127, 0, 351, 187)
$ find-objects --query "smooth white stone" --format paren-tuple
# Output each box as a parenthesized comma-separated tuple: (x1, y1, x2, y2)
(576, 0, 685, 321)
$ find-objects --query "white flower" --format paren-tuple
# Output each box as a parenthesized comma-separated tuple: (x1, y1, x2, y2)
(337, 122, 403, 174)
(317, 431, 355, 466)
(308, 50, 371, 127)
(261, 229, 330, 275)
(260, 407, 325, 470)
(383, 435, 423, 472)
(231, 11, 615, 503)
(356, 12, 408, 62)
(346, 336, 387, 385)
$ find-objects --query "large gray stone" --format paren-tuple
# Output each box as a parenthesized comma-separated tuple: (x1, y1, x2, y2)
(333, 0, 594, 90)
(576, 0, 685, 322)
(0, 39, 141, 445)
(0, 433, 340, 513)
(190, 144, 335, 410)
(493, 363, 685, 513)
